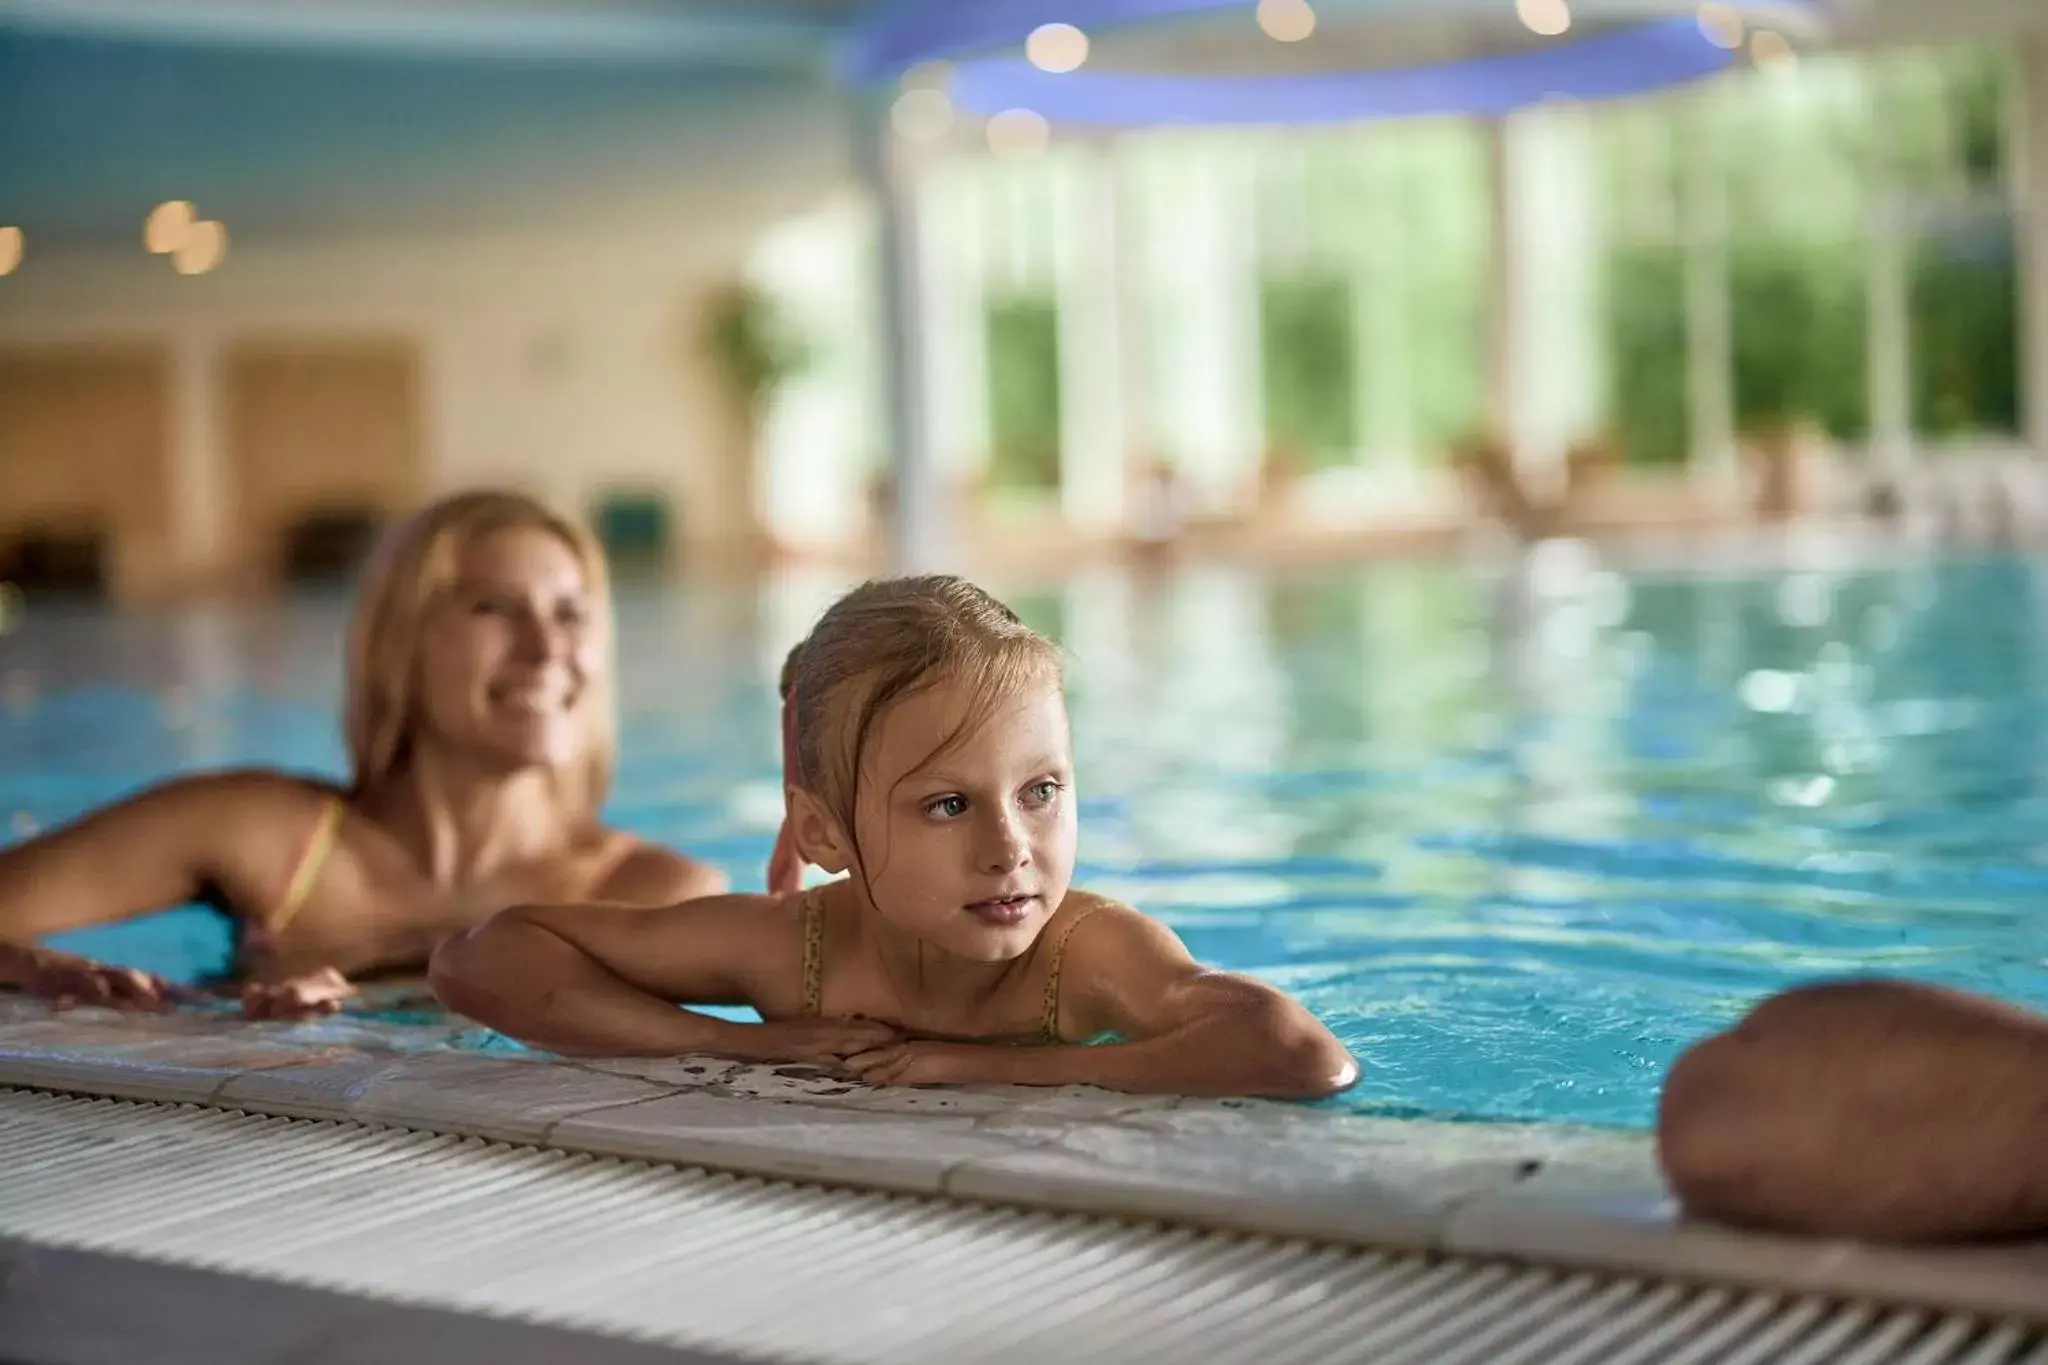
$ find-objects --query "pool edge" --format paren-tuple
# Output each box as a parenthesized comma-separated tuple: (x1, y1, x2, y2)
(0, 1003, 2042, 1324)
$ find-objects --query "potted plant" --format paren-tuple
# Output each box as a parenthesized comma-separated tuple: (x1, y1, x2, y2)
(700, 281, 814, 556)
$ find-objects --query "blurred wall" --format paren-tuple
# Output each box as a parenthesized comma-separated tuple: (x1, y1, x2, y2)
(0, 32, 855, 594)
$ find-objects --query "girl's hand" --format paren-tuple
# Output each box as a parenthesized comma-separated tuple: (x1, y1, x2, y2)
(11, 947, 184, 1012)
(842, 1040, 990, 1088)
(734, 1017, 904, 1067)
(240, 967, 355, 1021)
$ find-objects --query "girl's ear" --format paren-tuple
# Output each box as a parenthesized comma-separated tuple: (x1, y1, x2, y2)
(789, 788, 854, 875)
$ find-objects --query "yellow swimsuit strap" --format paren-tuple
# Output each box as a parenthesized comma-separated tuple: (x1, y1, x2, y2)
(1039, 900, 1106, 1044)
(799, 889, 827, 1017)
(270, 796, 345, 938)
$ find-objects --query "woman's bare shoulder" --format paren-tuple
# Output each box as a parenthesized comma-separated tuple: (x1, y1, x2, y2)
(590, 836, 731, 907)
(92, 768, 343, 830)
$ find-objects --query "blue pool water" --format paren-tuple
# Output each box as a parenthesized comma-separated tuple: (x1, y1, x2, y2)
(6, 547, 2047, 1129)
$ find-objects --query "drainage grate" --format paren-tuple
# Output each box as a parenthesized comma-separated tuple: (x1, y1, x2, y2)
(0, 1087, 2040, 1365)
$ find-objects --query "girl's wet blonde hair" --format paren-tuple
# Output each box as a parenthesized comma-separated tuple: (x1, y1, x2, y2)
(778, 575, 1064, 848)
(345, 488, 617, 815)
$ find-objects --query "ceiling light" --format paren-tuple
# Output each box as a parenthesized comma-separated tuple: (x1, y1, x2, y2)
(1256, 0, 1316, 43)
(144, 200, 195, 254)
(1025, 22, 1089, 73)
(1696, 3, 1743, 50)
(892, 86, 955, 141)
(1516, 0, 1572, 38)
(173, 219, 227, 276)
(1751, 28, 1795, 71)
(986, 108, 1051, 156)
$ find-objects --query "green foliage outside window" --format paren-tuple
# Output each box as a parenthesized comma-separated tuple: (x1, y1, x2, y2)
(1729, 240, 1869, 438)
(986, 295, 1063, 493)
(1260, 275, 1358, 468)
(1600, 43, 2016, 458)
(1605, 245, 1690, 466)
(1910, 221, 2020, 437)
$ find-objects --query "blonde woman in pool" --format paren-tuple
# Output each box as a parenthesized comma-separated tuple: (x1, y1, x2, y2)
(0, 490, 725, 1020)
(431, 575, 1356, 1098)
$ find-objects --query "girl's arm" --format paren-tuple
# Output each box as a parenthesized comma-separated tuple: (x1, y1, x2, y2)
(846, 907, 1357, 1100)
(427, 897, 898, 1065)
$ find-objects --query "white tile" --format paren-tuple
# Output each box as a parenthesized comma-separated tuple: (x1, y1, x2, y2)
(215, 1048, 407, 1122)
(347, 1053, 684, 1144)
(0, 1003, 226, 1048)
(549, 1091, 1045, 1194)
(1444, 1172, 2048, 1320)
(943, 1112, 1656, 1249)
(567, 1057, 1180, 1121)
(0, 1032, 322, 1104)
(945, 1142, 1444, 1248)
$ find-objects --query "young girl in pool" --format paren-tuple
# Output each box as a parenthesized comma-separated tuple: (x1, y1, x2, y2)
(431, 575, 1356, 1098)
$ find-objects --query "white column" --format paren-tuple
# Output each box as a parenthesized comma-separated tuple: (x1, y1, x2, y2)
(169, 328, 227, 590)
(2020, 37, 2048, 460)
(921, 168, 991, 492)
(1865, 201, 1914, 473)
(1486, 108, 1602, 487)
(1111, 144, 1153, 515)
(1053, 140, 1128, 533)
(1483, 119, 1515, 454)
(1145, 142, 1262, 512)
(1681, 93, 1737, 491)
(1352, 135, 1414, 475)
(858, 102, 950, 574)
(1865, 57, 1915, 475)
(752, 200, 880, 551)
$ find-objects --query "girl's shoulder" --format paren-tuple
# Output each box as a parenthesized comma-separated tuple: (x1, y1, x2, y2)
(1041, 889, 1193, 974)
(1039, 888, 1146, 958)
(1048, 887, 1139, 927)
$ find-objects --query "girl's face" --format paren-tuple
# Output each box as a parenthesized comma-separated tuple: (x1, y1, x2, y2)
(844, 674, 1078, 963)
(413, 526, 603, 773)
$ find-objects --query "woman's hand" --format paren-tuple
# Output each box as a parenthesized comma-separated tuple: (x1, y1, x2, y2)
(240, 967, 355, 1021)
(6, 946, 184, 1011)
(765, 821, 804, 897)
(842, 1040, 991, 1087)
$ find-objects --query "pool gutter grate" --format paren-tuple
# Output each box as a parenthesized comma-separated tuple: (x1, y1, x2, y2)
(1, 1087, 2041, 1364)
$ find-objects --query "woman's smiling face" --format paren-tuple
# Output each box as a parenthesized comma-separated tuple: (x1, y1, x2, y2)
(413, 525, 603, 774)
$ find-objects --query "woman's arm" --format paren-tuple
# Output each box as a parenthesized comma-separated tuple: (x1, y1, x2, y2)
(1657, 979, 2048, 1242)
(0, 772, 293, 1003)
(427, 897, 897, 1064)
(845, 907, 1358, 1100)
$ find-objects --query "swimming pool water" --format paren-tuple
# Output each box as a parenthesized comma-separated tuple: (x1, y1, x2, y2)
(7, 545, 2047, 1129)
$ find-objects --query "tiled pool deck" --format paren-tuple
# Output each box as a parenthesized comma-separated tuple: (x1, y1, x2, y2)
(0, 994, 2041, 1323)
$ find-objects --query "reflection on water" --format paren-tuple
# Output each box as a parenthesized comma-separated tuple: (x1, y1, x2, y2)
(7, 544, 2048, 1129)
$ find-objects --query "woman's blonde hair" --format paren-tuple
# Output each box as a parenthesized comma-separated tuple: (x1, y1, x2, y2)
(345, 488, 617, 814)
(780, 575, 1063, 843)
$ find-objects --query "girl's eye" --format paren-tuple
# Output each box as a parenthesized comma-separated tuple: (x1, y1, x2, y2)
(1025, 780, 1063, 807)
(470, 597, 514, 616)
(925, 795, 969, 820)
(554, 601, 589, 628)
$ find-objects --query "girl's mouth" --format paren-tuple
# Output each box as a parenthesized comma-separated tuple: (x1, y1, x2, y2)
(965, 894, 1037, 927)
